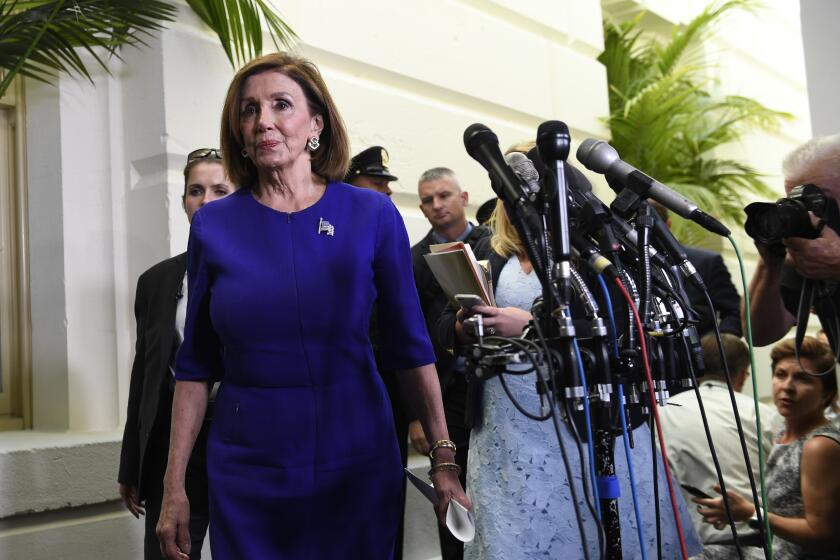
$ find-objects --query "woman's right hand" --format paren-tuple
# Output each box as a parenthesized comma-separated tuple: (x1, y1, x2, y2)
(693, 484, 755, 530)
(156, 487, 192, 559)
(119, 483, 145, 518)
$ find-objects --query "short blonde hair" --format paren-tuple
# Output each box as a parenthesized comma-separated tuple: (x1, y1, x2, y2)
(220, 53, 350, 189)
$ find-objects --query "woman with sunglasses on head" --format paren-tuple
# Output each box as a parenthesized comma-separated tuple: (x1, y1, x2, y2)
(695, 337, 840, 559)
(156, 53, 467, 560)
(118, 148, 237, 559)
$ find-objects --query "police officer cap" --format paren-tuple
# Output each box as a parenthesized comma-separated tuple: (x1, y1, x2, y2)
(345, 146, 398, 182)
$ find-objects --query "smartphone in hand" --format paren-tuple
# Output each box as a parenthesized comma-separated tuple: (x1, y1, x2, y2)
(455, 294, 485, 310)
(681, 484, 713, 500)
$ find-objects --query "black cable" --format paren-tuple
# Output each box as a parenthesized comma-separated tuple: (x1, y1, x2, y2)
(487, 336, 554, 422)
(678, 336, 745, 559)
(530, 317, 606, 560)
(702, 290, 770, 560)
(650, 414, 662, 560)
(562, 393, 608, 560)
(660, 295, 691, 339)
(467, 333, 594, 558)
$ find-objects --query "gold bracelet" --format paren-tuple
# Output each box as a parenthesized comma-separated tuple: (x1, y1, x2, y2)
(428, 439, 457, 460)
(428, 462, 461, 478)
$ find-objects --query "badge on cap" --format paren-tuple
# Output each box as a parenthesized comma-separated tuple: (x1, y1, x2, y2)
(380, 148, 389, 167)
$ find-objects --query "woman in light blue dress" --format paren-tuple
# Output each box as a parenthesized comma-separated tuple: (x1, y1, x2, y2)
(438, 196, 700, 559)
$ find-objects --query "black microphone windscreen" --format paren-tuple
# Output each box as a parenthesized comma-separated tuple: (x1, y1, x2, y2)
(463, 123, 499, 162)
(536, 120, 571, 162)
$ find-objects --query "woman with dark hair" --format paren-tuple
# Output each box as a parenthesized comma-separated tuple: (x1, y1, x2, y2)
(118, 149, 236, 559)
(696, 336, 840, 559)
(156, 53, 467, 559)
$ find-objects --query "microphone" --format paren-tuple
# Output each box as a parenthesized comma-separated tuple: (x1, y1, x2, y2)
(537, 121, 571, 165)
(576, 139, 730, 236)
(536, 120, 573, 266)
(504, 152, 540, 196)
(463, 123, 541, 235)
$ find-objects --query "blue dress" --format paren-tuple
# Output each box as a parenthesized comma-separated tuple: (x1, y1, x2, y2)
(175, 183, 435, 558)
(465, 255, 701, 559)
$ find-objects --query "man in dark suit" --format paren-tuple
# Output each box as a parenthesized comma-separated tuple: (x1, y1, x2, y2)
(119, 149, 235, 559)
(410, 167, 492, 560)
(119, 253, 211, 559)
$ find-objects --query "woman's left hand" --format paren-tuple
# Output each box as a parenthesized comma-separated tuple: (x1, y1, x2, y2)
(694, 484, 755, 530)
(469, 305, 532, 337)
(430, 469, 472, 525)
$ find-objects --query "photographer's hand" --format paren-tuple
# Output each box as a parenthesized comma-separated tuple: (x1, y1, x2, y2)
(784, 219, 840, 280)
(755, 241, 787, 268)
(747, 242, 795, 346)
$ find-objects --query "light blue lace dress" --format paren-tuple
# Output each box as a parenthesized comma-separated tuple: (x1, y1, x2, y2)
(464, 255, 700, 559)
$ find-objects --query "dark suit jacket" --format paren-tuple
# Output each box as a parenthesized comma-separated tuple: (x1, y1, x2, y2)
(410, 225, 493, 393)
(118, 253, 186, 497)
(431, 237, 505, 428)
(683, 246, 742, 337)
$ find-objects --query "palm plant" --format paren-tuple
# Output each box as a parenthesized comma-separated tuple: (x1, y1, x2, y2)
(0, 0, 297, 98)
(598, 0, 791, 245)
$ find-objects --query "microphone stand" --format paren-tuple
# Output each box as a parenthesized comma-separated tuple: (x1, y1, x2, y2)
(538, 122, 622, 559)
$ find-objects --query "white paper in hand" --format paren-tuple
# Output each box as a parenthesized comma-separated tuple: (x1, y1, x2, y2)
(445, 499, 476, 542)
(405, 469, 475, 542)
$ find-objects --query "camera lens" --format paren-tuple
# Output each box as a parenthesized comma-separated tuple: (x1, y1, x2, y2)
(745, 200, 815, 244)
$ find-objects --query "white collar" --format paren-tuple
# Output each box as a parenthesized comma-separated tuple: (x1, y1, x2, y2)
(700, 379, 729, 390)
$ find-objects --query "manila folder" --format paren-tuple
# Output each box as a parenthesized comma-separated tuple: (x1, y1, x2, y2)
(423, 242, 494, 306)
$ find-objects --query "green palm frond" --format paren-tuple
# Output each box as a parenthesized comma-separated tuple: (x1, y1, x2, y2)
(185, 0, 297, 68)
(599, 0, 791, 244)
(0, 0, 176, 96)
(0, 0, 299, 98)
(653, 0, 756, 77)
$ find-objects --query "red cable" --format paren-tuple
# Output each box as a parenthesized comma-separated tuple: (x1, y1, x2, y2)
(614, 277, 689, 560)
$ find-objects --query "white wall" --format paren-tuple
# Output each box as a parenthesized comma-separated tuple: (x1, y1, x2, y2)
(800, 0, 840, 136)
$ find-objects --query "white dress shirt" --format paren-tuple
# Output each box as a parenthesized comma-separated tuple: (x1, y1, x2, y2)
(660, 380, 782, 549)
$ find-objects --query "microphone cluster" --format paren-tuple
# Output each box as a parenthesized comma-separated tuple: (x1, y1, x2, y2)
(462, 122, 719, 410)
(460, 122, 741, 558)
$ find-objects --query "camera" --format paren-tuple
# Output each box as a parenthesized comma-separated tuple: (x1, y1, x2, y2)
(744, 184, 840, 245)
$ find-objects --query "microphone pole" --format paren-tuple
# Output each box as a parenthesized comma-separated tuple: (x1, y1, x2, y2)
(536, 121, 573, 307)
(538, 121, 622, 559)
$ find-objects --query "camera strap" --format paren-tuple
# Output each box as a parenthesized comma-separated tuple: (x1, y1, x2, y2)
(795, 278, 814, 355)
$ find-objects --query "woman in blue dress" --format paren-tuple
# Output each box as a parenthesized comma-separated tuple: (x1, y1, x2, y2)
(156, 53, 469, 559)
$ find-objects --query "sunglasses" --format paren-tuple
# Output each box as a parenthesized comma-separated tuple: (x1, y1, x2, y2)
(187, 148, 223, 163)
